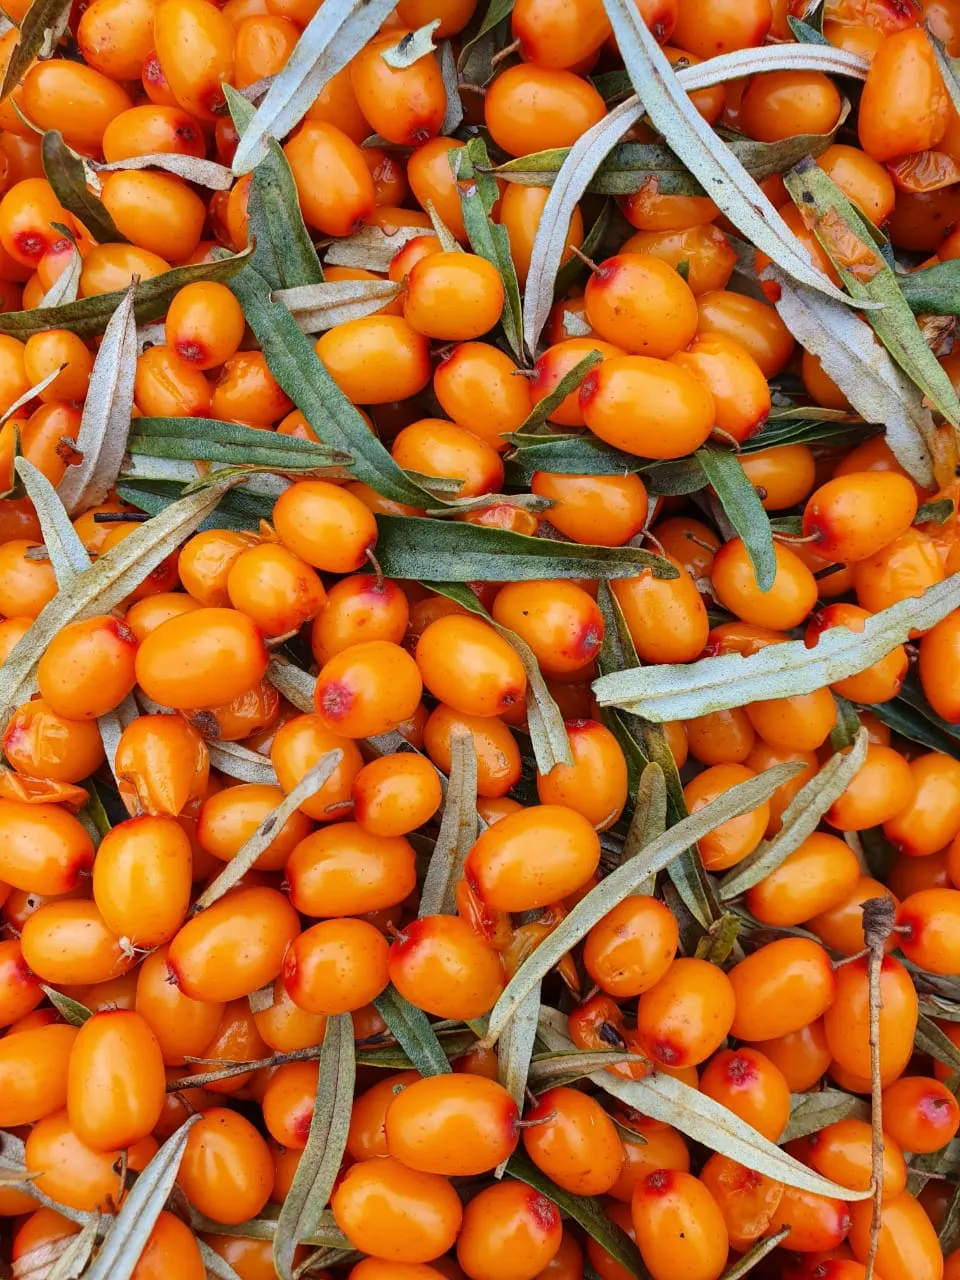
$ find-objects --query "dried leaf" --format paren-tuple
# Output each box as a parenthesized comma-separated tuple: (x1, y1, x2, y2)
(323, 224, 425, 271)
(267, 658, 315, 713)
(44, 1212, 100, 1280)
(381, 19, 440, 67)
(418, 729, 477, 916)
(438, 39, 463, 135)
(273, 278, 403, 332)
(96, 154, 234, 189)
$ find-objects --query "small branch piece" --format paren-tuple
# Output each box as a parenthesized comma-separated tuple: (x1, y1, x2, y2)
(862, 894, 896, 1280)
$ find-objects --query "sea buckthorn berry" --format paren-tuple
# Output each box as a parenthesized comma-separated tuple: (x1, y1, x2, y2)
(407, 138, 467, 241)
(21, 62, 132, 154)
(854, 528, 945, 617)
(768, 1185, 852, 1253)
(284, 122, 376, 237)
(586, 1198, 639, 1280)
(808, 876, 900, 957)
(168, 886, 300, 1002)
(20, 898, 134, 986)
(0, 180, 67, 269)
(523, 1087, 622, 1196)
(699, 1155, 784, 1252)
(499, 183, 583, 287)
(390, 234, 443, 282)
(283, 918, 389, 1014)
(808, 1117, 906, 1199)
(37, 614, 138, 721)
(261, 1060, 319, 1149)
(584, 894, 679, 998)
(348, 1071, 419, 1162)
(226, 543, 325, 637)
(711, 537, 817, 630)
(2, 698, 104, 784)
(134, 344, 212, 417)
(584, 253, 698, 357)
(385, 1075, 519, 1176)
(101, 170, 205, 262)
(211, 350, 292, 427)
(612, 1114, 691, 1202)
(197, 783, 312, 872)
(752, 1019, 831, 1093)
(739, 70, 843, 142)
(423, 705, 522, 798)
(683, 764, 769, 872)
(884, 752, 960, 856)
(433, 342, 532, 449)
(25, 1111, 156, 1211)
(536, 718, 628, 831)
(746, 830, 861, 927)
(696, 290, 794, 377)
(756, 204, 840, 299)
(92, 816, 192, 947)
(825, 954, 918, 1081)
(114, 713, 209, 818)
(312, 574, 409, 665)
(882, 1075, 960, 1155)
(802, 472, 919, 563)
(392, 418, 504, 498)
(622, 224, 736, 297)
(135, 607, 268, 711)
(75, 0, 156, 79)
(456, 1180, 561, 1280)
(66, 1010, 165, 1152)
(530, 338, 624, 429)
(920, 610, 960, 722)
(0, 1023, 78, 1126)
(805, 602, 908, 704)
(273, 479, 379, 574)
(859, 28, 950, 162)
(0, 798, 94, 894)
(493, 580, 603, 675)
(271, 713, 363, 821)
(233, 12, 298, 86)
(612, 559, 709, 664)
(745, 689, 838, 753)
(131, 1212, 205, 1280)
(579, 355, 715, 459)
(849, 1191, 943, 1280)
(485, 64, 605, 157)
(81, 243, 171, 297)
(671, 0, 770, 56)
(352, 754, 442, 838)
(818, 144, 897, 225)
(531, 473, 649, 546)
(13, 1209, 81, 1263)
(0, 541, 57, 619)
(416, 614, 527, 718)
(637, 957, 736, 1068)
(350, 31, 446, 146)
(622, 188, 718, 234)
(826, 743, 915, 832)
(179, 530, 260, 608)
(511, 0, 609, 67)
(699, 1048, 791, 1142)
(102, 104, 206, 162)
(632, 1169, 728, 1280)
(334, 1156, 462, 1265)
(466, 804, 601, 912)
(135, 946, 224, 1066)
(404, 251, 504, 341)
(670, 332, 771, 442)
(178, 1108, 273, 1225)
(313, 640, 422, 738)
(165, 281, 246, 370)
(729, 938, 836, 1041)
(686, 707, 755, 766)
(897, 888, 960, 975)
(286, 822, 416, 917)
(154, 0, 235, 121)
(388, 914, 505, 1021)
(23, 329, 93, 403)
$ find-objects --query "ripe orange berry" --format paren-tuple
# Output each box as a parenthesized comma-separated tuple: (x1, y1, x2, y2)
(20, 899, 133, 987)
(536, 718, 628, 831)
(858, 28, 950, 163)
(584, 253, 698, 357)
(66, 1010, 165, 1152)
(808, 1116, 906, 1199)
(312, 573, 409, 665)
(897, 888, 960, 975)
(178, 1108, 273, 1225)
(114, 713, 210, 818)
(388, 914, 504, 1021)
(746, 830, 861, 928)
(825, 955, 917, 1082)
(684, 763, 769, 872)
(612, 558, 709, 664)
(165, 281, 246, 370)
(671, 332, 771, 442)
(271, 713, 364, 821)
(696, 290, 794, 377)
(21, 62, 132, 154)
(631, 1170, 729, 1280)
(699, 1047, 791, 1142)
(284, 122, 376, 237)
(423, 704, 522, 799)
(153, 0, 235, 121)
(638, 957, 736, 1068)
(352, 753, 443, 838)
(385, 1074, 519, 1176)
(135, 607, 268, 710)
(2, 697, 104, 784)
(313, 640, 422, 738)
(0, 798, 94, 894)
(848, 1191, 943, 1280)
(920, 610, 960, 723)
(531, 472, 649, 547)
(404, 251, 504, 341)
(728, 938, 836, 1042)
(803, 472, 919, 563)
(523, 1086, 623, 1196)
(456, 1181, 561, 1280)
(699, 1154, 783, 1253)
(135, 945, 224, 1067)
(826, 743, 915, 832)
(334, 1156, 461, 1265)
(485, 64, 605, 156)
(25, 1109, 156, 1211)
(92, 815, 192, 947)
(392, 418, 504, 499)
(35, 614, 137, 720)
(350, 31, 447, 147)
(283, 918, 389, 1014)
(579, 355, 715, 459)
(416, 614, 527, 718)
(466, 803, 600, 912)
(273, 479, 378, 574)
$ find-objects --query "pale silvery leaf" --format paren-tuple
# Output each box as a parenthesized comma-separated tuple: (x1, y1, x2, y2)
(381, 19, 440, 67)
(0, 362, 68, 424)
(439, 40, 463, 135)
(206, 740, 279, 784)
(592, 573, 960, 721)
(38, 245, 80, 307)
(267, 658, 315, 712)
(495, 981, 541, 1176)
(675, 41, 867, 88)
(58, 285, 137, 515)
(274, 278, 403, 332)
(14, 458, 90, 584)
(97, 154, 235, 189)
(419, 729, 476, 917)
(323, 224, 426, 271)
(196, 1241, 244, 1280)
(232, 0, 398, 173)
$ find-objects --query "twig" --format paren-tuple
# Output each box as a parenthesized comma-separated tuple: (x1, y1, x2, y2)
(862, 895, 896, 1280)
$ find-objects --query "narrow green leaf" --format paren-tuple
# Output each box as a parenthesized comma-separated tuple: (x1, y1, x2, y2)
(375, 514, 678, 581)
(374, 985, 451, 1076)
(592, 574, 960, 722)
(506, 1151, 650, 1278)
(195, 750, 342, 910)
(230, 266, 440, 508)
(694, 912, 741, 964)
(496, 982, 541, 1173)
(274, 278, 403, 332)
(867, 696, 960, 760)
(116, 475, 275, 532)
(438, 41, 463, 134)
(227, 87, 322, 291)
(273, 1014, 355, 1280)
(453, 138, 524, 361)
(622, 763, 666, 886)
(527, 1049, 650, 1089)
(482, 762, 802, 1045)
(829, 694, 862, 750)
(900, 259, 960, 317)
(128, 416, 351, 472)
(57, 285, 136, 516)
(916, 1012, 960, 1075)
(41, 131, 127, 245)
(40, 985, 92, 1026)
(419, 729, 477, 917)
(458, 0, 513, 68)
(696, 446, 776, 592)
(782, 1089, 869, 1142)
(722, 1230, 790, 1280)
(197, 1240, 244, 1280)
(720, 729, 869, 900)
(0, 250, 250, 339)
(514, 351, 603, 436)
(84, 1114, 202, 1280)
(15, 458, 90, 585)
(1, 0, 70, 100)
(917, 498, 956, 525)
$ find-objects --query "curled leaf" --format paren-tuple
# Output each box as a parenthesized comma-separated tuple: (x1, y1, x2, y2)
(96, 153, 234, 188)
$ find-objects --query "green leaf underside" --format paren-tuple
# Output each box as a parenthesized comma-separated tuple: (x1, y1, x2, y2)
(696, 446, 776, 592)
(373, 986, 451, 1076)
(1, 0, 71, 101)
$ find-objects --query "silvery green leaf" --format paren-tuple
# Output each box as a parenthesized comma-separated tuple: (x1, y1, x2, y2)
(481, 762, 803, 1045)
(274, 278, 403, 332)
(196, 750, 342, 909)
(41, 131, 127, 245)
(419, 729, 477, 917)
(720, 728, 869, 900)
(232, 0, 398, 173)
(374, 985, 452, 1076)
(381, 20, 440, 67)
(1, 0, 71, 100)
(267, 658, 315, 712)
(0, 480, 232, 727)
(513, 349, 603, 435)
(781, 1089, 869, 1142)
(523, 95, 641, 354)
(622, 763, 667, 888)
(602, 0, 859, 307)
(916, 1012, 960, 1074)
(0, 361, 69, 424)
(766, 267, 935, 488)
(188, 1210, 348, 1249)
(721, 1230, 790, 1280)
(39, 244, 80, 306)
(424, 198, 460, 252)
(83, 1114, 202, 1280)
(44, 1211, 100, 1280)
(592, 573, 960, 722)
(527, 1049, 650, 1088)
(674, 40, 865, 87)
(696, 446, 776, 593)
(197, 1240, 243, 1280)
(495, 981, 540, 1175)
(40, 985, 92, 1026)
(323, 224, 426, 271)
(14, 458, 90, 584)
(273, 1014, 355, 1280)
(206, 740, 278, 785)
(439, 40, 463, 134)
(96, 154, 234, 189)
(57, 285, 136, 515)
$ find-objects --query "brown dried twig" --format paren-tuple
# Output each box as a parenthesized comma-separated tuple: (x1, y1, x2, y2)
(862, 895, 896, 1280)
